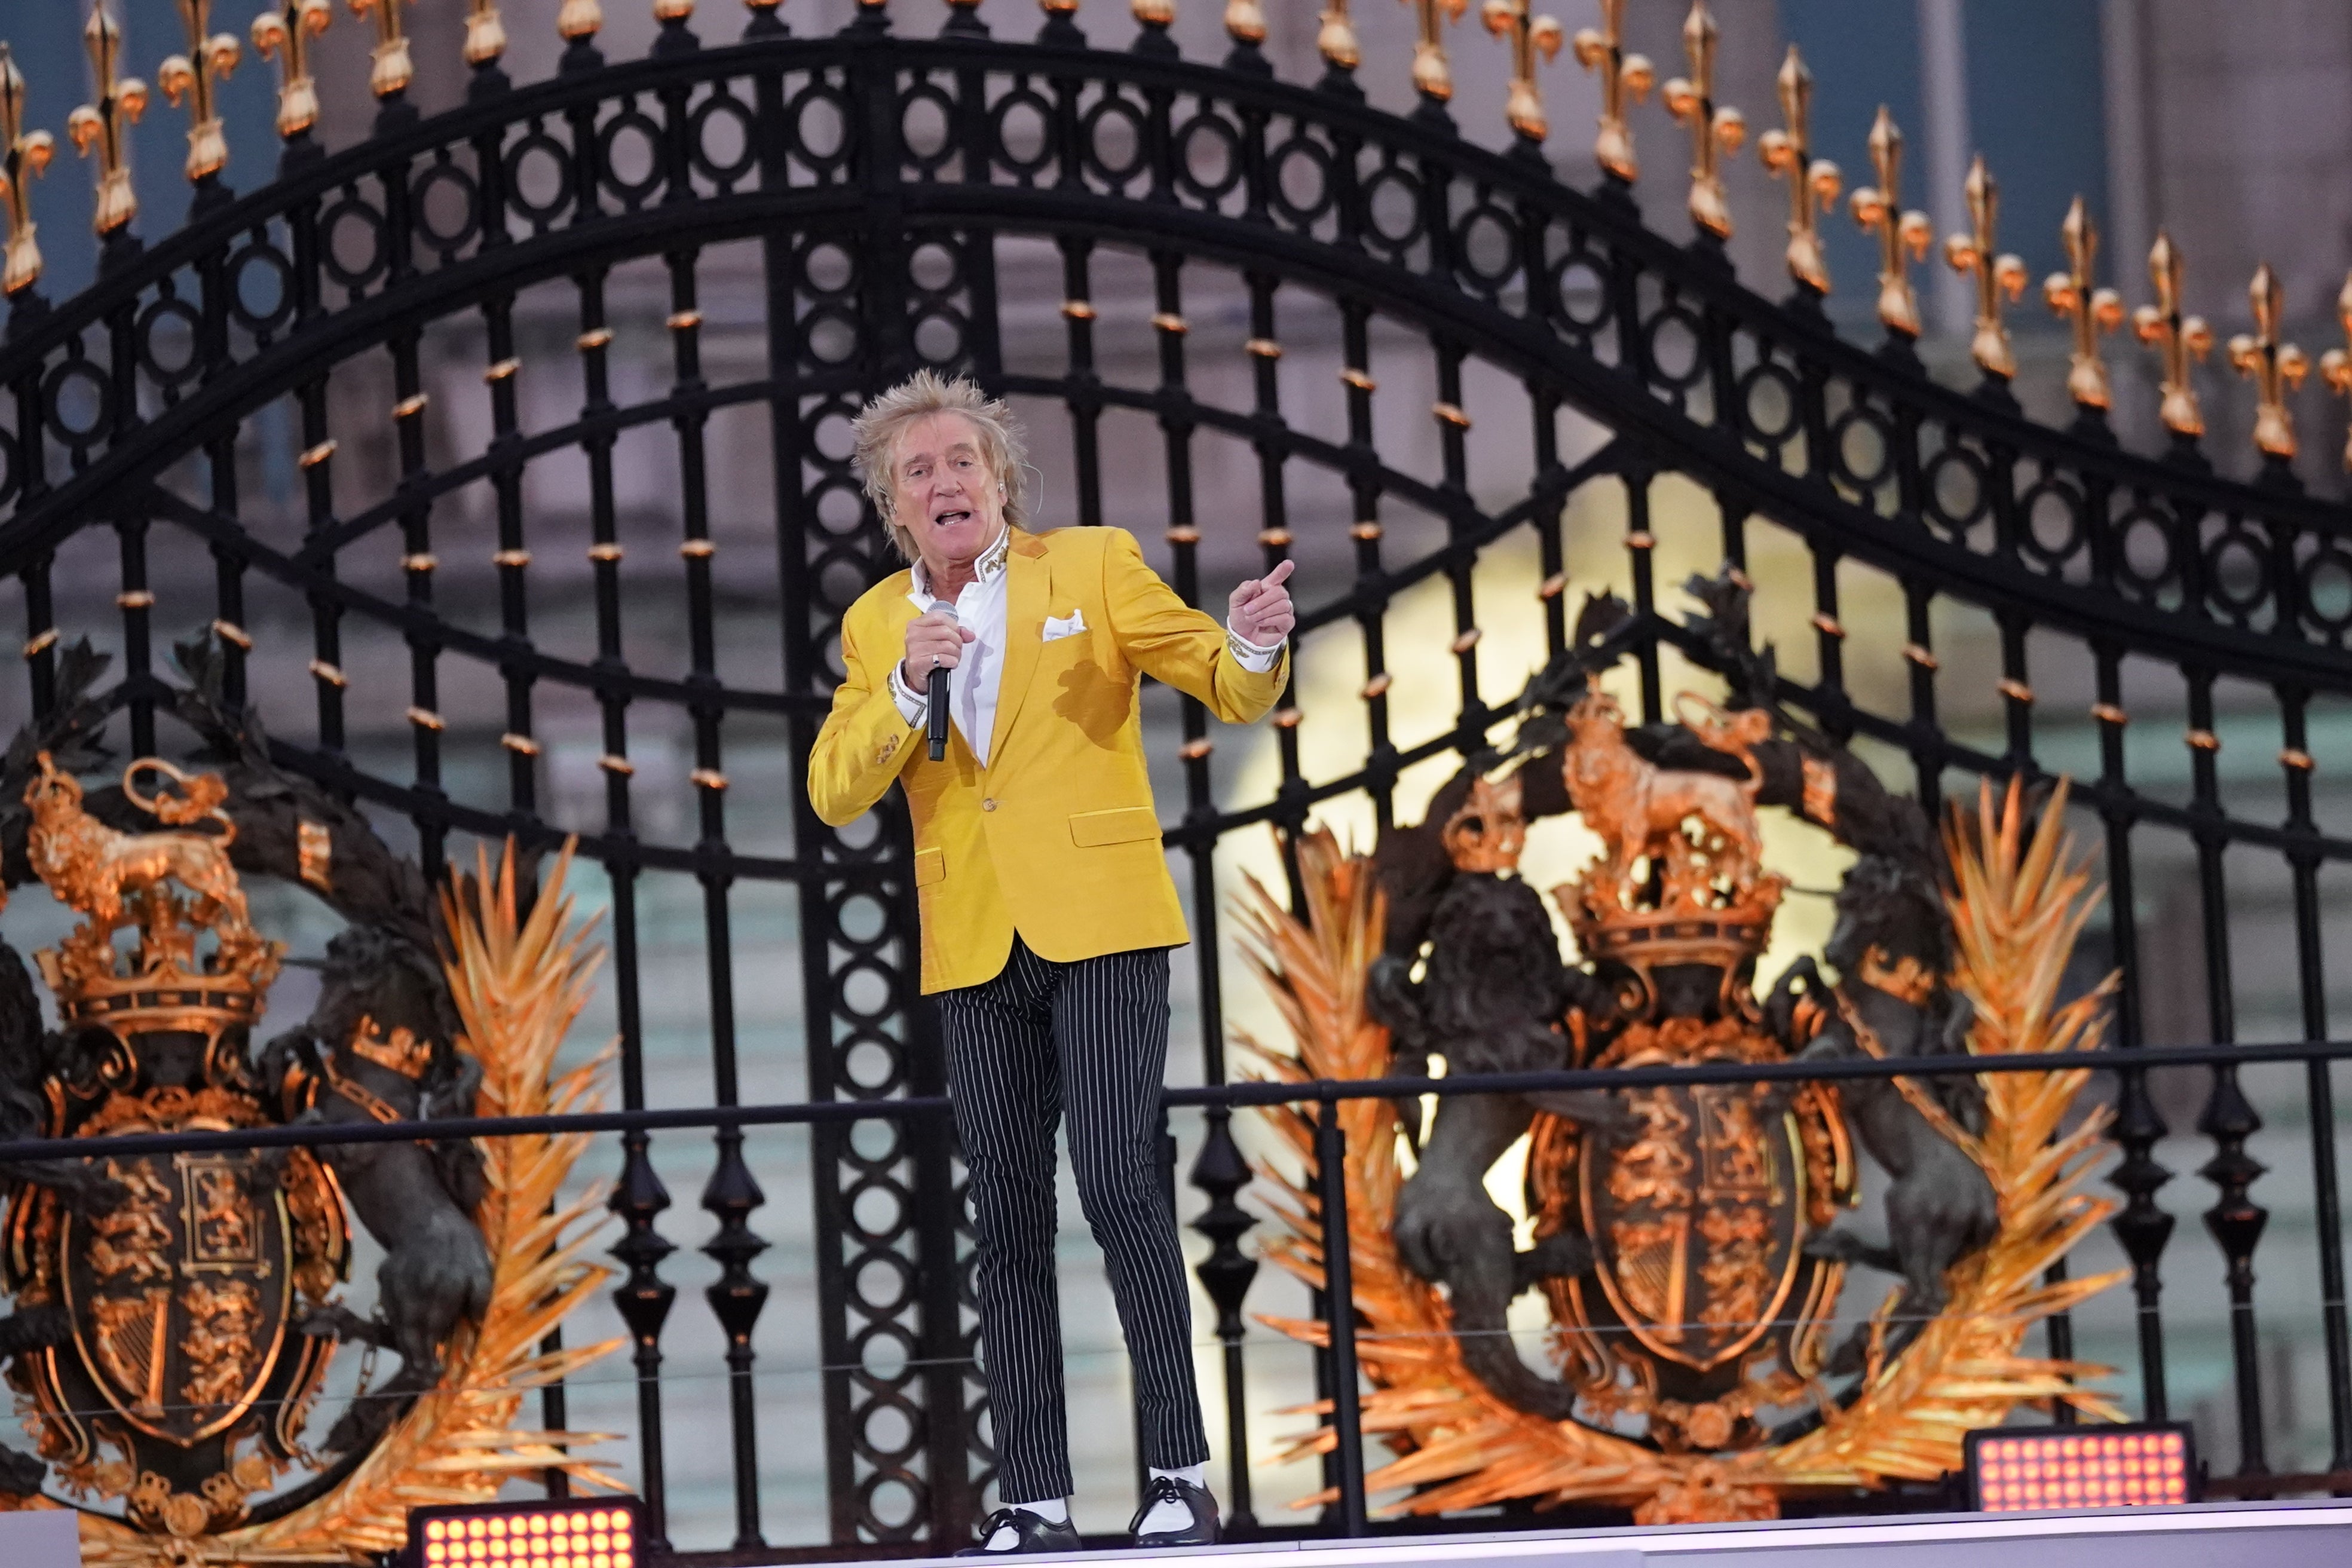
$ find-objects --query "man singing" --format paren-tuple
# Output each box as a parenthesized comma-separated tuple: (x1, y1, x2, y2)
(809, 372, 1295, 1554)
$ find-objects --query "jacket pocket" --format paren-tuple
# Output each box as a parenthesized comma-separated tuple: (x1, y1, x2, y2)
(912, 847, 946, 886)
(1068, 806, 1162, 848)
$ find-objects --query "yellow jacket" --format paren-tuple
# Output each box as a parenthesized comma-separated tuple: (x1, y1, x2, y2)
(809, 525, 1289, 993)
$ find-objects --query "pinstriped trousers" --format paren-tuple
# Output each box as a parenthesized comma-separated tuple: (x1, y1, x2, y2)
(940, 936, 1210, 1504)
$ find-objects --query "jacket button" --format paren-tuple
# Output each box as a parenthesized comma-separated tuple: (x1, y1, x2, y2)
(982, 798, 996, 811)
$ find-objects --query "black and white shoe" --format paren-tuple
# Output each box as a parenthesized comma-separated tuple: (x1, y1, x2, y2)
(1128, 1475, 1220, 1548)
(955, 1506, 1082, 1556)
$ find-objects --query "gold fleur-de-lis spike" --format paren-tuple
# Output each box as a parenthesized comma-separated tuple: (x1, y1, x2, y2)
(1846, 105, 1933, 337)
(2318, 272, 2352, 471)
(2227, 263, 2308, 463)
(1400, 0, 1470, 104)
(0, 43, 57, 298)
(347, 0, 412, 102)
(1571, 0, 1653, 182)
(2132, 230, 2214, 439)
(252, 1, 332, 142)
(558, 0, 604, 45)
(1482, 1, 1565, 143)
(464, 0, 506, 68)
(2041, 195, 2124, 411)
(1661, 2, 1745, 240)
(1318, 1, 1360, 69)
(158, 1, 241, 186)
(1756, 45, 1839, 294)
(1941, 155, 2028, 378)
(67, 8, 149, 239)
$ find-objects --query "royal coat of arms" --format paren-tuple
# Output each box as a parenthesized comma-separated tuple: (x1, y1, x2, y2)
(1242, 575, 2124, 1524)
(0, 638, 620, 1565)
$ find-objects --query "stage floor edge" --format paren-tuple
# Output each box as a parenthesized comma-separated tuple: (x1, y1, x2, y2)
(788, 1499, 2352, 1568)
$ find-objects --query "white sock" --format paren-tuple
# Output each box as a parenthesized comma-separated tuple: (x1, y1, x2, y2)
(1140, 1466, 1208, 1534)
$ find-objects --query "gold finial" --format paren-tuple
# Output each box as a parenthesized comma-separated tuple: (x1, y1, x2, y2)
(465, 0, 507, 66)
(558, 0, 604, 44)
(252, 1, 332, 142)
(1846, 105, 1933, 338)
(347, 0, 412, 100)
(1318, 1, 1360, 69)
(656, 0, 695, 19)
(159, 1, 241, 186)
(1482, 1, 1565, 143)
(1132, 0, 1175, 26)
(2132, 230, 2214, 439)
(2319, 272, 2352, 471)
(2228, 263, 2308, 463)
(0, 44, 56, 297)
(1756, 45, 1839, 293)
(1226, 0, 1266, 41)
(2041, 196, 2124, 411)
(1571, 0, 1653, 182)
(1941, 155, 2027, 378)
(68, 7, 149, 238)
(1661, 2, 1744, 238)
(1401, 1, 1470, 104)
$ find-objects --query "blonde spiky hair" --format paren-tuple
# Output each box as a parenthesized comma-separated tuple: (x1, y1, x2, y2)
(850, 370, 1030, 561)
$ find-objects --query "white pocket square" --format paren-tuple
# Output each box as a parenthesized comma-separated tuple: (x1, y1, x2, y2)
(1042, 610, 1088, 642)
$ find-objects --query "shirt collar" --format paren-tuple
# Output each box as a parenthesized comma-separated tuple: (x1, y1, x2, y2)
(908, 524, 1013, 604)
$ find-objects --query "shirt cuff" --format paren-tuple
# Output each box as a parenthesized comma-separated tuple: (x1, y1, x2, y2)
(1226, 624, 1285, 673)
(886, 660, 926, 726)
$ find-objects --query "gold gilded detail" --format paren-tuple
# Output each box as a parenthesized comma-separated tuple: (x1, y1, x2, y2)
(252, 0, 333, 143)
(1571, 0, 1652, 181)
(2043, 195, 2124, 410)
(1225, 0, 1266, 42)
(1482, 0, 1565, 145)
(160, 0, 243, 185)
(1662, 2, 1744, 240)
(1441, 772, 1525, 873)
(2133, 231, 2213, 438)
(1402, 0, 1470, 105)
(465, 0, 507, 67)
(0, 44, 58, 296)
(1943, 156, 2027, 379)
(349, 1013, 433, 1079)
(1847, 106, 1933, 338)
(2228, 262, 2308, 462)
(68, 7, 149, 238)
(295, 817, 332, 892)
(1318, 1, 1360, 70)
(1756, 47, 1839, 294)
(2321, 271, 2352, 472)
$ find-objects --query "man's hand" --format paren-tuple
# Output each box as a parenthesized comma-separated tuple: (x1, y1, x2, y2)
(902, 609, 976, 689)
(1229, 558, 1296, 646)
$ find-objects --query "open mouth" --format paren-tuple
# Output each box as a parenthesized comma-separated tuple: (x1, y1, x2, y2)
(933, 509, 973, 526)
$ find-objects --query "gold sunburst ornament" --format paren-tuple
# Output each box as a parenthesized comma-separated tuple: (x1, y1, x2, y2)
(1243, 770, 2122, 1524)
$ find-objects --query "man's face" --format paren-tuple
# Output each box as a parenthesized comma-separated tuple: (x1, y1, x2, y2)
(891, 412, 1005, 569)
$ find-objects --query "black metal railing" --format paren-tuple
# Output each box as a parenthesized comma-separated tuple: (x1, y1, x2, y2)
(2, 4, 2351, 1558)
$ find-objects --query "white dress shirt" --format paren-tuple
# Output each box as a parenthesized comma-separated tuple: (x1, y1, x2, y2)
(887, 526, 1283, 766)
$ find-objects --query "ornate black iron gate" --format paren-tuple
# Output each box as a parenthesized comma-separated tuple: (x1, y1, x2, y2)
(4, 1, 2352, 1556)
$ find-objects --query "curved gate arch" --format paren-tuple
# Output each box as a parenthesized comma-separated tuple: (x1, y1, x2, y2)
(2, 5, 2347, 1554)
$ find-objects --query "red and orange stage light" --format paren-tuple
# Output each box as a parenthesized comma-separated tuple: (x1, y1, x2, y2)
(403, 1496, 645, 1568)
(1964, 1422, 2198, 1513)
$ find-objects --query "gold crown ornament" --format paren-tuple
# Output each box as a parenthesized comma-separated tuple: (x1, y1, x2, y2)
(23, 753, 282, 1056)
(1553, 687, 1784, 997)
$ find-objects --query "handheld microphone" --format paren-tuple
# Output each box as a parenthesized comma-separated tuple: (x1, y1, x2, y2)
(926, 605, 958, 761)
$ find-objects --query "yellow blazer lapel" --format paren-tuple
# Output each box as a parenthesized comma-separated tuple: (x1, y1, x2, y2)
(987, 530, 1050, 764)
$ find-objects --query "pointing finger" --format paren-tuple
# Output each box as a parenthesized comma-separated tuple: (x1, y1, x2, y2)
(1262, 559, 1296, 588)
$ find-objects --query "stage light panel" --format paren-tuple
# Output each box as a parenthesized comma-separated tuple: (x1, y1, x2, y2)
(403, 1496, 644, 1568)
(1964, 1422, 2197, 1512)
